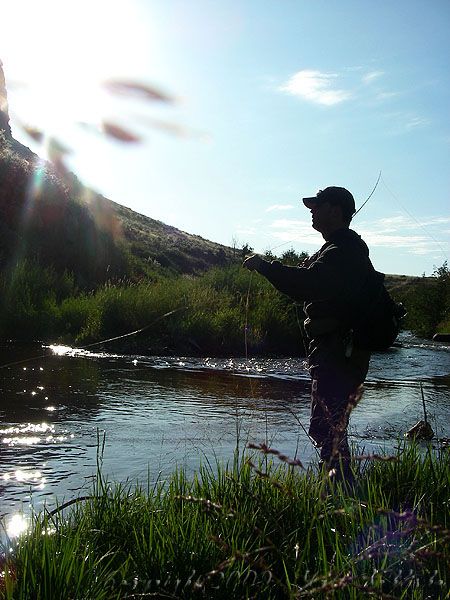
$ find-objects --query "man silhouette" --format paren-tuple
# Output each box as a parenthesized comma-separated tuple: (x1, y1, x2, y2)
(244, 187, 373, 481)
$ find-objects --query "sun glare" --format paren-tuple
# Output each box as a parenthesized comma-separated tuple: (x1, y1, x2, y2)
(2, 0, 149, 138)
(6, 513, 29, 539)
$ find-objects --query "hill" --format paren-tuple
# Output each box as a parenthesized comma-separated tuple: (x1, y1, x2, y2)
(0, 123, 429, 292)
(92, 194, 235, 274)
(1, 58, 237, 284)
(0, 59, 432, 291)
(384, 273, 427, 291)
(0, 131, 235, 286)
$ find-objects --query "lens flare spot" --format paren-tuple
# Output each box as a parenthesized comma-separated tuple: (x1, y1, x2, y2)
(6, 514, 29, 539)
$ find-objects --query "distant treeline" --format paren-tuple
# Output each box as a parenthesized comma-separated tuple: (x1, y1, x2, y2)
(391, 261, 449, 339)
(0, 257, 448, 355)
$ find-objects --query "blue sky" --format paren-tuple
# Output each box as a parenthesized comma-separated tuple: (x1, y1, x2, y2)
(1, 0, 449, 275)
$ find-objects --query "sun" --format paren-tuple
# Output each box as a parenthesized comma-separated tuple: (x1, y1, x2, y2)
(1, 0, 149, 139)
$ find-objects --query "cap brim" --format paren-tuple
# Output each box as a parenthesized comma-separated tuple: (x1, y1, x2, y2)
(302, 196, 318, 209)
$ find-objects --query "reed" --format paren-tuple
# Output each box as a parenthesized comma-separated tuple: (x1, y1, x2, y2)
(1, 443, 448, 599)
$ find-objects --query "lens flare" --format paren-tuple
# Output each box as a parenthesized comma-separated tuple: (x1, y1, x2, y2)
(6, 514, 28, 539)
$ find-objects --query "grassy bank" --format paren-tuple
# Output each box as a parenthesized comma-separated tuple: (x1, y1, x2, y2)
(1, 444, 448, 599)
(1, 259, 449, 355)
(0, 261, 305, 356)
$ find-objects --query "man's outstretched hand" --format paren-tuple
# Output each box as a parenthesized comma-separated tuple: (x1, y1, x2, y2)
(243, 254, 265, 272)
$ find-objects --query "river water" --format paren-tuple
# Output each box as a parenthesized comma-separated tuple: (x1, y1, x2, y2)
(1, 333, 449, 539)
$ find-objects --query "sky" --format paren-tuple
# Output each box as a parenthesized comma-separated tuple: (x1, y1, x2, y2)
(1, 0, 449, 276)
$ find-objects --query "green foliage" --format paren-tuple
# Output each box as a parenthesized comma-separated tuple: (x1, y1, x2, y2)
(280, 247, 309, 266)
(241, 242, 254, 260)
(0, 262, 306, 355)
(393, 262, 450, 337)
(74, 265, 304, 356)
(2, 257, 448, 350)
(2, 444, 448, 599)
(0, 260, 59, 339)
(58, 294, 97, 340)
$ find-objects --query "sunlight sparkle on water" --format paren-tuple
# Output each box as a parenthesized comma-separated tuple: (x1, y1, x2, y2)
(3, 436, 40, 446)
(6, 514, 29, 539)
(1, 423, 55, 446)
(49, 344, 73, 356)
(2, 467, 46, 490)
(48, 345, 116, 360)
(14, 469, 42, 483)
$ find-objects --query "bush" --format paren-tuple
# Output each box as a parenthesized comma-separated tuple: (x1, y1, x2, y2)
(394, 262, 450, 337)
(0, 260, 59, 339)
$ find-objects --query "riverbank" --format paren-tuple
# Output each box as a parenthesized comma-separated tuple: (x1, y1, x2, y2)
(0, 263, 305, 357)
(1, 261, 449, 357)
(1, 444, 448, 599)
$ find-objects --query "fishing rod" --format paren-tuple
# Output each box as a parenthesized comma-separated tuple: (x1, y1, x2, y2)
(352, 170, 382, 218)
(244, 170, 381, 360)
(380, 174, 448, 263)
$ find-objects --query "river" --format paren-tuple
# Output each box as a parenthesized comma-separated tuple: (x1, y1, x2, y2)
(1, 332, 449, 539)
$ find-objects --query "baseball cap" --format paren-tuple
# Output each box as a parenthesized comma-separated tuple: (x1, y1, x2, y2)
(302, 186, 356, 218)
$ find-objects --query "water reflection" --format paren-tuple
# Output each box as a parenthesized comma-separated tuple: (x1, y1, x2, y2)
(0, 337, 449, 540)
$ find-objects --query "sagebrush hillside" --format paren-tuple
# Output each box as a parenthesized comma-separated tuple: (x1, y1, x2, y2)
(0, 129, 235, 286)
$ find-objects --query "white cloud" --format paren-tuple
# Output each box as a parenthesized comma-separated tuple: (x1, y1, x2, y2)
(369, 215, 450, 231)
(357, 214, 449, 256)
(267, 214, 449, 258)
(382, 111, 431, 134)
(236, 225, 258, 236)
(269, 218, 322, 246)
(362, 70, 384, 84)
(280, 70, 351, 106)
(265, 204, 295, 212)
(422, 217, 450, 226)
(405, 116, 430, 130)
(376, 91, 400, 101)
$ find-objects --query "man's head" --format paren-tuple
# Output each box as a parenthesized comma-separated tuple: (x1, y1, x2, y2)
(302, 186, 355, 238)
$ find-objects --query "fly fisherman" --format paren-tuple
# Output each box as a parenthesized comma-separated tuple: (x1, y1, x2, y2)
(243, 186, 373, 482)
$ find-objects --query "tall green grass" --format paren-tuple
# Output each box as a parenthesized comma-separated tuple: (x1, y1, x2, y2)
(0, 262, 305, 355)
(1, 443, 448, 599)
(1, 258, 448, 352)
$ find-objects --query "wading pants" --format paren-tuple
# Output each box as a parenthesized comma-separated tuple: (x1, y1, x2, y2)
(307, 332, 371, 477)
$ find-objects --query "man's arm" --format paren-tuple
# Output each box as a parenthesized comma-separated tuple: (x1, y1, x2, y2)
(243, 251, 345, 302)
